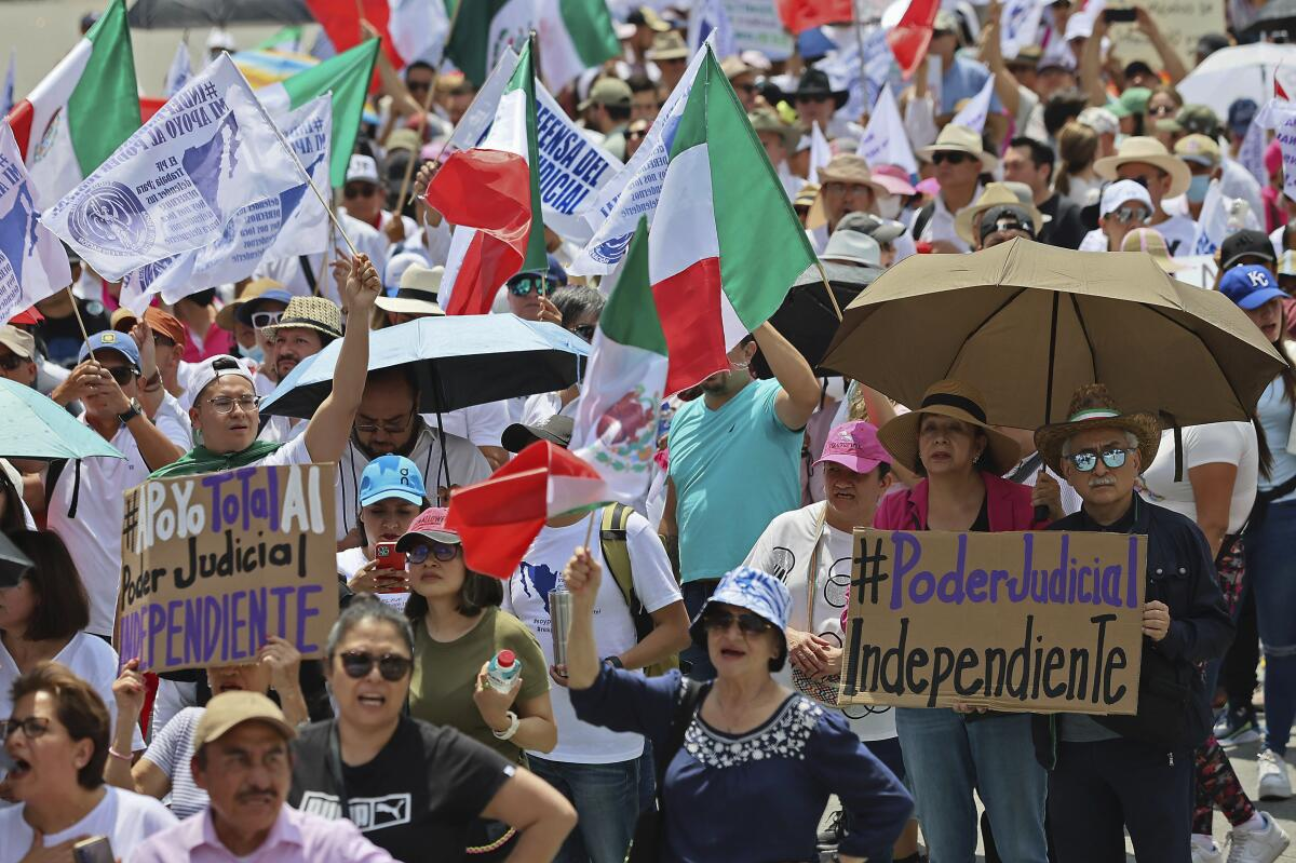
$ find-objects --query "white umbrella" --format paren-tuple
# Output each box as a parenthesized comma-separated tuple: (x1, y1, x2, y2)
(1178, 44, 1296, 119)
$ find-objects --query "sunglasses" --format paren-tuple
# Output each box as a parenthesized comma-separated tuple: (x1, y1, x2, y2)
(1, 716, 51, 740)
(406, 540, 461, 564)
(1147, 104, 1176, 117)
(509, 278, 550, 297)
(1111, 206, 1150, 225)
(931, 151, 973, 166)
(407, 80, 431, 93)
(250, 310, 283, 330)
(0, 354, 27, 371)
(344, 183, 379, 199)
(339, 650, 413, 682)
(701, 609, 773, 635)
(571, 324, 596, 342)
(734, 83, 758, 94)
(105, 366, 135, 385)
(1066, 447, 1134, 472)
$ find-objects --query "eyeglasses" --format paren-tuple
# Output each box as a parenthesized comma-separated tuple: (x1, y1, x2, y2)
(1111, 207, 1150, 225)
(508, 277, 550, 297)
(701, 609, 773, 635)
(0, 354, 27, 371)
(355, 412, 415, 435)
(1, 716, 51, 740)
(1148, 104, 1177, 117)
(339, 650, 413, 682)
(344, 183, 379, 199)
(250, 310, 283, 330)
(206, 394, 261, 414)
(571, 324, 596, 342)
(405, 540, 461, 564)
(931, 151, 973, 166)
(105, 366, 136, 385)
(1066, 447, 1135, 472)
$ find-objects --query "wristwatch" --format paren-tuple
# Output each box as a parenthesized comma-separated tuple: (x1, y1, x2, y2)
(117, 399, 143, 424)
(603, 656, 624, 670)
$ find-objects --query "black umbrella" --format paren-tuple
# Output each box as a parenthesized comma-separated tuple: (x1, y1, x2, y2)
(0, 533, 33, 589)
(753, 261, 879, 379)
(1244, 0, 1296, 41)
(127, 0, 314, 28)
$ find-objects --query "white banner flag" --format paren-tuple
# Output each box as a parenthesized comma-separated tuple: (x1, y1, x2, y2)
(164, 41, 192, 98)
(388, 0, 451, 68)
(121, 95, 333, 308)
(1000, 0, 1044, 59)
(857, 84, 918, 175)
(951, 74, 996, 134)
(41, 55, 302, 282)
(0, 122, 72, 325)
(809, 121, 832, 185)
(1263, 99, 1296, 203)
(688, 0, 737, 59)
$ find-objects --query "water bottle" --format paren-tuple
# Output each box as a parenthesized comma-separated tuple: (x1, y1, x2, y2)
(549, 584, 573, 667)
(486, 650, 522, 693)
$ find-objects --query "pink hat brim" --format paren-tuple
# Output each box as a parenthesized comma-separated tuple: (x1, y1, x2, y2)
(871, 174, 917, 197)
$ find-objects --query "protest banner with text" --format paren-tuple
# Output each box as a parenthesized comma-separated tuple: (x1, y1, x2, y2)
(115, 464, 337, 674)
(840, 529, 1146, 714)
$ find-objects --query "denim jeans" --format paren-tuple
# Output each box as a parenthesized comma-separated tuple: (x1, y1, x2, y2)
(529, 756, 640, 863)
(895, 708, 1048, 863)
(1243, 499, 1296, 754)
(681, 580, 719, 681)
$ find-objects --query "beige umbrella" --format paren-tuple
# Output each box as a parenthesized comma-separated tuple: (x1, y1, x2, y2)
(821, 238, 1286, 430)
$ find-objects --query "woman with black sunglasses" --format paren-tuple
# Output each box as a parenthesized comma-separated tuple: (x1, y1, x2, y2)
(288, 595, 575, 863)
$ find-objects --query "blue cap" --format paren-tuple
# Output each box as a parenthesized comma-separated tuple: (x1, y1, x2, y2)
(688, 566, 792, 646)
(1220, 265, 1289, 311)
(236, 289, 294, 325)
(359, 455, 426, 507)
(77, 330, 141, 370)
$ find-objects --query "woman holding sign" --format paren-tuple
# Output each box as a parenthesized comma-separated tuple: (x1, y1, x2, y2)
(871, 380, 1051, 863)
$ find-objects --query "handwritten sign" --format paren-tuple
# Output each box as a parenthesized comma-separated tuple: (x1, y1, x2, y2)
(840, 530, 1146, 714)
(115, 464, 338, 674)
(722, 0, 795, 61)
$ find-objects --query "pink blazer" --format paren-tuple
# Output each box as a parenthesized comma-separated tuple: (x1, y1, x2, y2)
(873, 471, 1047, 532)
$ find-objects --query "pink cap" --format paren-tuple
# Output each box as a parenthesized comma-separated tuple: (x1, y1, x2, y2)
(870, 164, 917, 197)
(916, 176, 941, 198)
(397, 506, 461, 550)
(814, 421, 892, 474)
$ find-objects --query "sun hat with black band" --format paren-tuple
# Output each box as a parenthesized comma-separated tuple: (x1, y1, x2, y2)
(955, 183, 1045, 246)
(878, 380, 1022, 475)
(502, 414, 574, 453)
(917, 123, 999, 173)
(1093, 135, 1191, 199)
(1034, 384, 1161, 476)
(376, 263, 445, 317)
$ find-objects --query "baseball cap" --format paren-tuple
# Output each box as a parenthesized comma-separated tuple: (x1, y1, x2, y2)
(397, 507, 461, 548)
(193, 692, 297, 751)
(1100, 179, 1153, 216)
(346, 154, 381, 185)
(1220, 229, 1277, 270)
(1219, 265, 1289, 310)
(1228, 99, 1259, 137)
(359, 455, 427, 508)
(979, 204, 1036, 242)
(814, 421, 891, 475)
(1176, 104, 1219, 138)
(110, 307, 139, 332)
(1077, 106, 1119, 137)
(77, 331, 141, 371)
(0, 326, 35, 360)
(1123, 60, 1156, 81)
(144, 307, 187, 346)
(1174, 133, 1221, 168)
(579, 78, 633, 111)
(502, 414, 575, 453)
(186, 355, 255, 405)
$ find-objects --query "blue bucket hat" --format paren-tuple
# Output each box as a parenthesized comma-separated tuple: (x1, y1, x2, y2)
(359, 455, 427, 508)
(78, 331, 141, 372)
(688, 567, 792, 663)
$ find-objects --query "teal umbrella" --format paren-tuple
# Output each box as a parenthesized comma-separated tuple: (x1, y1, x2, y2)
(0, 378, 124, 462)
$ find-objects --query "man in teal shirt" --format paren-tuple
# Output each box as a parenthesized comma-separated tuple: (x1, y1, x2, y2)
(664, 321, 820, 679)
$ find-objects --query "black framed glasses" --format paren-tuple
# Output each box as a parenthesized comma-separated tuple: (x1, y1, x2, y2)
(406, 540, 461, 564)
(206, 394, 261, 414)
(932, 151, 972, 166)
(1, 716, 51, 740)
(339, 650, 413, 681)
(0, 354, 26, 371)
(1148, 104, 1177, 117)
(701, 609, 773, 635)
(1066, 447, 1135, 472)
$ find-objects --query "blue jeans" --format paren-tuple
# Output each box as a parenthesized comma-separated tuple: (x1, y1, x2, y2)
(895, 708, 1048, 863)
(681, 580, 718, 681)
(529, 756, 640, 863)
(1244, 500, 1296, 754)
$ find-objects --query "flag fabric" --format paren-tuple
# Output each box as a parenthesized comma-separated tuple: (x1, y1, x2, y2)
(120, 95, 333, 309)
(0, 51, 14, 119)
(163, 42, 192, 98)
(688, 0, 737, 60)
(388, 0, 452, 68)
(1238, 116, 1268, 187)
(444, 47, 522, 153)
(647, 47, 816, 394)
(42, 55, 302, 282)
(426, 38, 547, 316)
(303, 0, 404, 72)
(5, 0, 140, 208)
(1000, 0, 1044, 59)
(446, 440, 611, 578)
(808, 121, 831, 184)
(571, 218, 668, 504)
(257, 39, 380, 187)
(857, 83, 918, 174)
(254, 26, 306, 53)
(887, 0, 941, 79)
(950, 75, 995, 134)
(0, 122, 72, 325)
(445, 0, 537, 87)
(777, 0, 853, 34)
(536, 0, 623, 92)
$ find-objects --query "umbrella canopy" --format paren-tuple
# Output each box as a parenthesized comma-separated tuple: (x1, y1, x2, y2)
(0, 532, 33, 588)
(261, 315, 591, 420)
(0, 379, 125, 462)
(127, 0, 314, 28)
(821, 239, 1286, 430)
(753, 261, 878, 379)
(1244, 0, 1296, 41)
(1177, 43, 1296, 120)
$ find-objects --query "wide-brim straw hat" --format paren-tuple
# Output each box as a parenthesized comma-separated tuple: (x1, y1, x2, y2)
(917, 124, 999, 173)
(1093, 135, 1191, 199)
(878, 380, 1022, 475)
(808, 155, 892, 228)
(260, 296, 344, 341)
(955, 183, 1047, 246)
(1035, 384, 1161, 476)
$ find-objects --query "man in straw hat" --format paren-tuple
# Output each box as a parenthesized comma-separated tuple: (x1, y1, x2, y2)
(257, 296, 345, 443)
(376, 263, 446, 326)
(1033, 384, 1234, 862)
(914, 125, 997, 253)
(955, 183, 1046, 251)
(807, 156, 894, 245)
(1093, 136, 1196, 256)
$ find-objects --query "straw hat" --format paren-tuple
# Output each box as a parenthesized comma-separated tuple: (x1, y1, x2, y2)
(794, 182, 820, 210)
(375, 264, 446, 317)
(877, 380, 1022, 475)
(1035, 384, 1161, 476)
(645, 30, 688, 61)
(808, 155, 893, 227)
(260, 296, 344, 341)
(1120, 227, 1185, 273)
(749, 108, 799, 150)
(1093, 136, 1191, 199)
(916, 124, 999, 173)
(955, 183, 1046, 246)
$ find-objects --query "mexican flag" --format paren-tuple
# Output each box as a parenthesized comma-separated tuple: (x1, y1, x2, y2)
(446, 441, 611, 578)
(5, 0, 139, 208)
(572, 218, 668, 504)
(650, 47, 816, 394)
(425, 37, 546, 316)
(258, 39, 380, 187)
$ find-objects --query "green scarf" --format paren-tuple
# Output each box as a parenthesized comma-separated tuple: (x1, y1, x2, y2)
(149, 440, 284, 479)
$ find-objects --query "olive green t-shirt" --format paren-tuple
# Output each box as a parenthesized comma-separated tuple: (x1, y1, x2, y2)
(409, 606, 549, 763)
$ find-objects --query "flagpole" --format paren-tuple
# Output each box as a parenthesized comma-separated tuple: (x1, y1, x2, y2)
(853, 0, 870, 121)
(65, 287, 95, 356)
(815, 263, 844, 321)
(394, 1, 463, 214)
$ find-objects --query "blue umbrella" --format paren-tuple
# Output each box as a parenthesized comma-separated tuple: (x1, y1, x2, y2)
(0, 378, 125, 461)
(260, 314, 591, 420)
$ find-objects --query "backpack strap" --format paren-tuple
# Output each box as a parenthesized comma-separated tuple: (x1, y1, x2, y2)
(601, 503, 639, 626)
(911, 201, 936, 241)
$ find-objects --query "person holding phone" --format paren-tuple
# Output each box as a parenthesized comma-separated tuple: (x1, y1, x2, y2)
(339, 456, 432, 610)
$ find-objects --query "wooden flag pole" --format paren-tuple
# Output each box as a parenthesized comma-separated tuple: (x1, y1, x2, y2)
(815, 262, 844, 321)
(393, 1, 462, 213)
(66, 287, 96, 358)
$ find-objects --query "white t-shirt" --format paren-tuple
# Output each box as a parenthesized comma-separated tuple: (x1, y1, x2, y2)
(744, 503, 897, 742)
(1151, 214, 1198, 258)
(423, 400, 511, 448)
(142, 707, 208, 818)
(0, 786, 176, 863)
(0, 634, 145, 754)
(502, 510, 681, 764)
(1141, 422, 1259, 534)
(46, 408, 192, 636)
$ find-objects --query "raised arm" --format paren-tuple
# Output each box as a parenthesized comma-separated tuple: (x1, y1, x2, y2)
(755, 322, 820, 431)
(1135, 6, 1188, 85)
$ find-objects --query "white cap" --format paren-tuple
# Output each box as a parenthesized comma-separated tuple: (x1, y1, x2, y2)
(183, 355, 256, 411)
(1064, 13, 1094, 41)
(346, 154, 381, 185)
(206, 28, 236, 51)
(1077, 106, 1119, 137)
(1100, 179, 1154, 216)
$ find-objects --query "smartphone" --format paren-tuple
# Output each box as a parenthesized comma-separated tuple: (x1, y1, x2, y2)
(1103, 7, 1137, 23)
(375, 541, 405, 570)
(73, 837, 114, 863)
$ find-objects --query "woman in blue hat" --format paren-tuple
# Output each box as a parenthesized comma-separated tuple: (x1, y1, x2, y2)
(338, 455, 432, 609)
(564, 555, 913, 863)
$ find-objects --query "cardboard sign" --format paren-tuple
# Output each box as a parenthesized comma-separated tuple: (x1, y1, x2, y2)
(115, 464, 338, 674)
(840, 529, 1146, 714)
